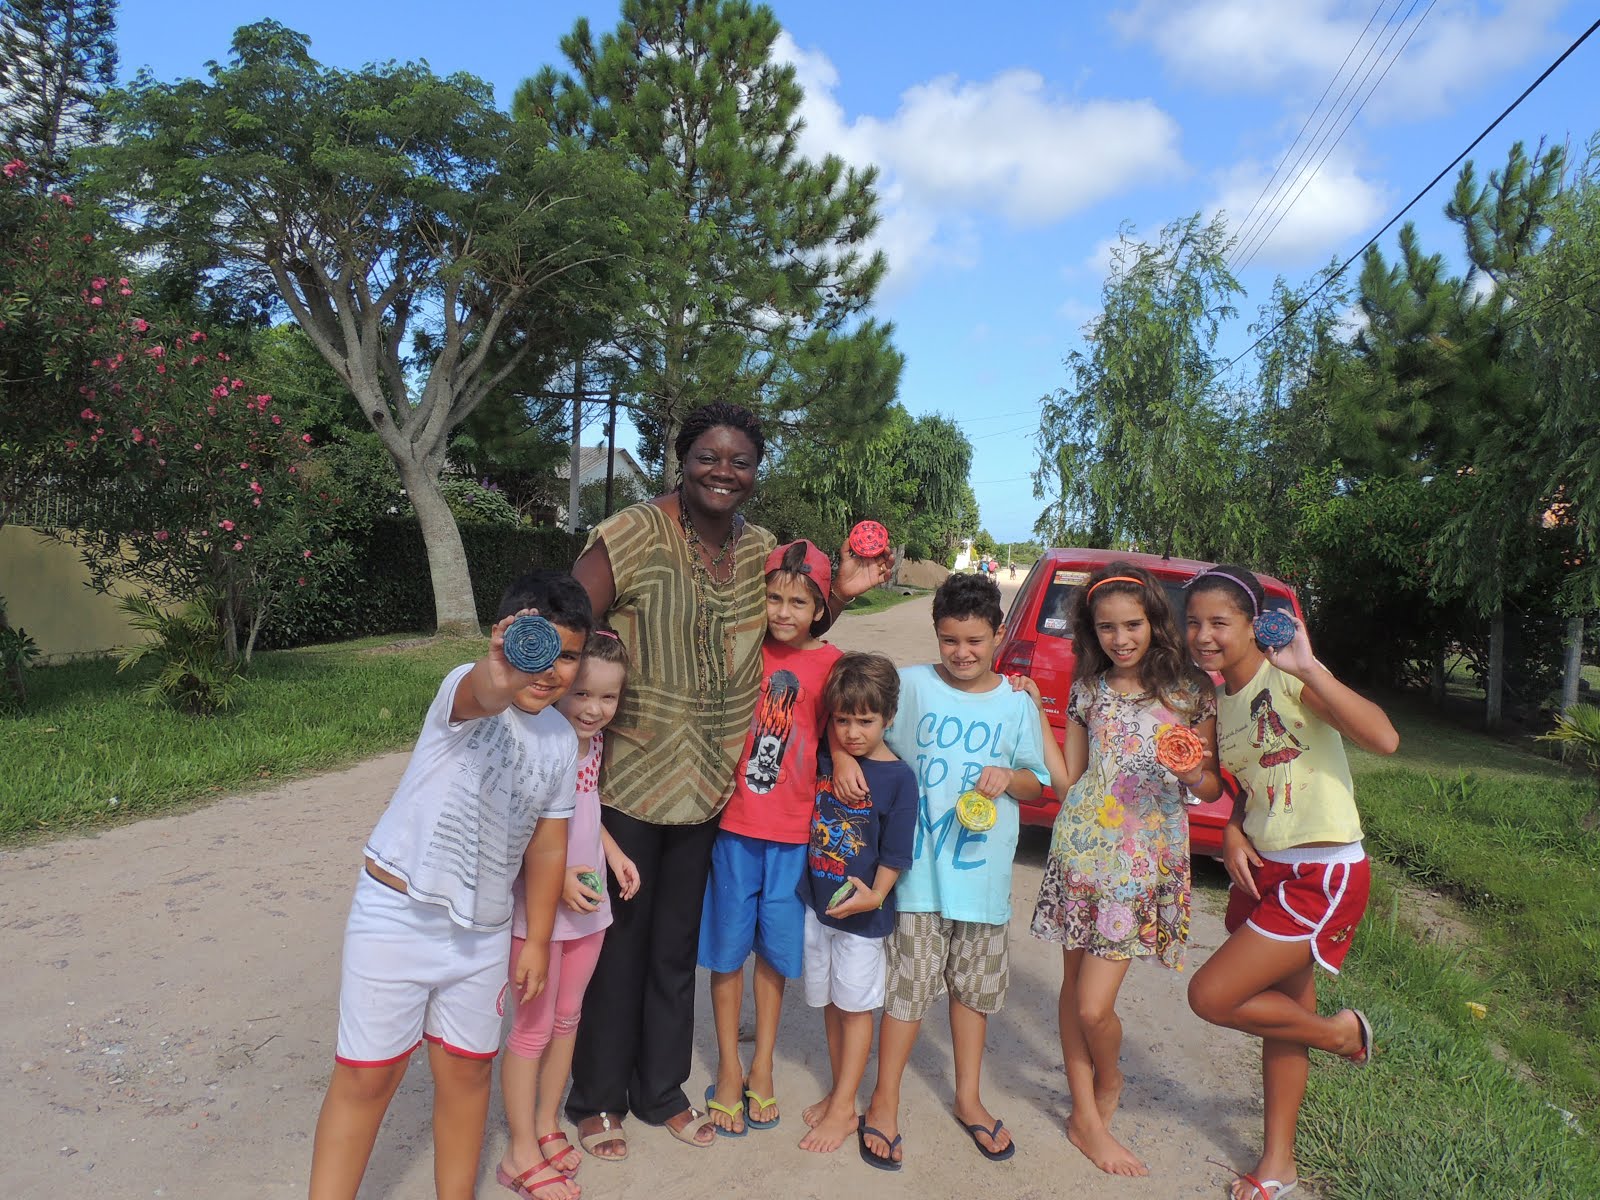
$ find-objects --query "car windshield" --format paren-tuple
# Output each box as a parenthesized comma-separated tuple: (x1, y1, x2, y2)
(1034, 570, 1290, 639)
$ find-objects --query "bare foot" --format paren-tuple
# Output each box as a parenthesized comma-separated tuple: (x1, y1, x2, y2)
(498, 1157, 581, 1199)
(798, 1104, 857, 1153)
(801, 1097, 830, 1128)
(860, 1099, 903, 1165)
(1228, 1164, 1299, 1200)
(953, 1099, 1013, 1157)
(575, 1113, 627, 1162)
(744, 1068, 779, 1125)
(1066, 1114, 1147, 1177)
(1093, 1068, 1125, 1122)
(706, 1078, 745, 1135)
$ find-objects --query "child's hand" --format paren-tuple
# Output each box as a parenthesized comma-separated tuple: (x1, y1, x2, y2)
(606, 848, 641, 900)
(1265, 615, 1320, 679)
(1007, 674, 1043, 705)
(833, 543, 895, 600)
(514, 938, 550, 1002)
(832, 754, 869, 803)
(824, 876, 880, 919)
(972, 765, 1016, 800)
(1222, 822, 1263, 899)
(1170, 749, 1213, 790)
(562, 865, 603, 913)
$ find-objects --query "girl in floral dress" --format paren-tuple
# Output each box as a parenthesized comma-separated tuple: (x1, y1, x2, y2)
(1022, 563, 1221, 1178)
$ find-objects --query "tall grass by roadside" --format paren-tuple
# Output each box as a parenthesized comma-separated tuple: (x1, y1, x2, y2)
(0, 635, 471, 839)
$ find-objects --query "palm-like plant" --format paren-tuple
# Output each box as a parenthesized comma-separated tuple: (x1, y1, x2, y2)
(116, 592, 242, 716)
(1538, 703, 1600, 830)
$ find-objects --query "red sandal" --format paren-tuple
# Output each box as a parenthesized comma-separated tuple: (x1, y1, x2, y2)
(537, 1130, 581, 1177)
(495, 1161, 579, 1199)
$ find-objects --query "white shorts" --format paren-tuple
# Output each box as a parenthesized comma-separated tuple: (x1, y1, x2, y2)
(335, 872, 511, 1066)
(802, 909, 887, 1013)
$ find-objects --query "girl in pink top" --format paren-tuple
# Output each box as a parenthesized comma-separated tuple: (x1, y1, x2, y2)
(498, 631, 639, 1200)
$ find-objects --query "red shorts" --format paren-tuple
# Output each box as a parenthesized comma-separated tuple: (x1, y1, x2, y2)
(1224, 855, 1371, 973)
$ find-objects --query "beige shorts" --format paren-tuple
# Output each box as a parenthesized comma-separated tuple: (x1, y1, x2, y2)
(884, 910, 1009, 1022)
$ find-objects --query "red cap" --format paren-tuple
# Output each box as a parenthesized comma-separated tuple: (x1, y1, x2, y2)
(764, 540, 832, 603)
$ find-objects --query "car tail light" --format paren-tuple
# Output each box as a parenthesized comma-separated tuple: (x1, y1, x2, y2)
(995, 639, 1035, 677)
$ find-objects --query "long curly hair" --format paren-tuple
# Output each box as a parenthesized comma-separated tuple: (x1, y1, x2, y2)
(1071, 562, 1211, 716)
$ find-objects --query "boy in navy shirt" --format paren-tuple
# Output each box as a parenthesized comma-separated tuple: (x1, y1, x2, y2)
(797, 652, 918, 1159)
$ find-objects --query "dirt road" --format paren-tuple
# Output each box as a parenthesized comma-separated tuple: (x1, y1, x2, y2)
(1, 583, 1265, 1199)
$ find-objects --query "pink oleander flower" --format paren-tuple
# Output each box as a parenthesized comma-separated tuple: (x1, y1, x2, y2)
(133, 318, 149, 333)
(2, 158, 25, 178)
(189, 331, 206, 343)
(210, 384, 228, 400)
(81, 408, 96, 420)
(132, 428, 144, 444)
(297, 577, 307, 587)
(57, 192, 74, 207)
(303, 549, 312, 558)
(270, 414, 282, 425)
(193, 442, 202, 450)
(145, 344, 164, 358)
(239, 461, 250, 470)
(154, 530, 169, 542)
(251, 497, 261, 507)
(250, 480, 263, 494)
(301, 433, 313, 444)
(89, 296, 103, 306)
(65, 439, 78, 450)
(91, 277, 106, 291)
(233, 540, 243, 551)
(219, 519, 235, 532)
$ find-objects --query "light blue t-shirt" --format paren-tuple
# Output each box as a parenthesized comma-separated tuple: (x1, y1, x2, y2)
(884, 664, 1051, 924)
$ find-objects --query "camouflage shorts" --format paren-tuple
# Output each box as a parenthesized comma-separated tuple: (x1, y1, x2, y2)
(884, 911, 1009, 1022)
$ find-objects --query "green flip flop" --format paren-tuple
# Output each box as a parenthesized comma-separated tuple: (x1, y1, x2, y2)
(743, 1086, 780, 1130)
(703, 1084, 746, 1137)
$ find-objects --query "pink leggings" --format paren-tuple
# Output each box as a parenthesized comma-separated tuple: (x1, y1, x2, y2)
(505, 930, 605, 1059)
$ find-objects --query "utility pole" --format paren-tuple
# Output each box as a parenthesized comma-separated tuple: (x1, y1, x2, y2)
(566, 358, 584, 533)
(604, 386, 619, 520)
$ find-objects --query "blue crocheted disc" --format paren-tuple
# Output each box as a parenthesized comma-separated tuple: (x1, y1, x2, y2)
(1253, 609, 1297, 650)
(504, 614, 561, 673)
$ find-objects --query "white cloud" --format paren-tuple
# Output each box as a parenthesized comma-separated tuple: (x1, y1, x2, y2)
(1113, 0, 1564, 120)
(775, 31, 1185, 289)
(1213, 149, 1388, 267)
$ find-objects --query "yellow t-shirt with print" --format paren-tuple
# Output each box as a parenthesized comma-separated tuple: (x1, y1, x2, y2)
(1216, 660, 1362, 852)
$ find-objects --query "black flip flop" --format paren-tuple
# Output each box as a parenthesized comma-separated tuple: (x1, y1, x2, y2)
(961, 1116, 1015, 1162)
(857, 1115, 902, 1172)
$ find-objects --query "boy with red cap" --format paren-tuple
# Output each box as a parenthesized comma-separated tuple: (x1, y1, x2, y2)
(699, 540, 843, 1137)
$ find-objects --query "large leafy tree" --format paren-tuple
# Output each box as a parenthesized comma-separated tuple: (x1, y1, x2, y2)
(0, 0, 116, 187)
(518, 0, 902, 482)
(87, 22, 644, 632)
(1033, 213, 1245, 557)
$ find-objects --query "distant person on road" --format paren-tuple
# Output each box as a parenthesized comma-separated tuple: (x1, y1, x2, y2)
(833, 573, 1049, 1168)
(1184, 565, 1399, 1200)
(1017, 563, 1221, 1178)
(307, 571, 592, 1200)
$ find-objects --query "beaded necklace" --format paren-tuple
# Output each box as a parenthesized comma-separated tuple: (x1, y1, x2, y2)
(677, 490, 741, 717)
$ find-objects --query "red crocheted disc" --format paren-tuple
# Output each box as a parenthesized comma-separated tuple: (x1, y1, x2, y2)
(849, 520, 889, 557)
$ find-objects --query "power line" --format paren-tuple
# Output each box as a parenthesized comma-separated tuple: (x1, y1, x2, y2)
(1226, 0, 1401, 264)
(1213, 14, 1600, 385)
(1234, 0, 1439, 272)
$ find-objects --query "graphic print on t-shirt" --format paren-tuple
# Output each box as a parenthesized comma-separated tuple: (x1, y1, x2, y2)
(744, 669, 801, 794)
(808, 774, 871, 882)
(1248, 687, 1305, 814)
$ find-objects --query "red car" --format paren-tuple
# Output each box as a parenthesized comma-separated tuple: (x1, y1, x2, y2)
(995, 548, 1304, 858)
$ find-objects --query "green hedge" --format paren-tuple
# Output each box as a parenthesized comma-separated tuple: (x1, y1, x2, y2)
(260, 518, 585, 649)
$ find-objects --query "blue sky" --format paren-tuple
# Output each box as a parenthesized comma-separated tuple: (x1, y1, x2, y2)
(117, 1, 1598, 543)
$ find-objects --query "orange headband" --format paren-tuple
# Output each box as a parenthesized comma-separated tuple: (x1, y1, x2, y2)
(1086, 575, 1144, 598)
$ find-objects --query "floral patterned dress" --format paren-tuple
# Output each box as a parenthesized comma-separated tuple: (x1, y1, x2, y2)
(1030, 676, 1215, 969)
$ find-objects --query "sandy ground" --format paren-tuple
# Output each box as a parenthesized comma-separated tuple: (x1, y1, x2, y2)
(1, 582, 1271, 1200)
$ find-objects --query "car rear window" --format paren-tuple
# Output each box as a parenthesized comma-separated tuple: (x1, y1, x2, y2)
(1033, 569, 1292, 639)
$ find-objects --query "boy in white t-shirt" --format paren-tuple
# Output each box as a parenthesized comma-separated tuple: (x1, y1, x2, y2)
(307, 570, 593, 1200)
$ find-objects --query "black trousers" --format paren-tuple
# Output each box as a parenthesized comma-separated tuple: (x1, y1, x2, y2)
(566, 808, 719, 1126)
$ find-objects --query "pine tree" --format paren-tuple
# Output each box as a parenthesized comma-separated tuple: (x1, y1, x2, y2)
(0, 0, 117, 184)
(517, 0, 901, 483)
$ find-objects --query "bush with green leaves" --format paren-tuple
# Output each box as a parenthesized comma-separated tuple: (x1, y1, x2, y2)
(115, 592, 242, 716)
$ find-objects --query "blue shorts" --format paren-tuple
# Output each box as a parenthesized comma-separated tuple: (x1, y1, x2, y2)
(697, 830, 806, 978)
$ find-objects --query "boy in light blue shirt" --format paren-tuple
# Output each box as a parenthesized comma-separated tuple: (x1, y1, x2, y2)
(833, 574, 1047, 1170)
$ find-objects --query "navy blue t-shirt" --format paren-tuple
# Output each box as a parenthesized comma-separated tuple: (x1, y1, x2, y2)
(802, 753, 918, 938)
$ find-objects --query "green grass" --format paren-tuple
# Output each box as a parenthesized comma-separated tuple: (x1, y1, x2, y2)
(0, 634, 473, 839)
(845, 585, 926, 616)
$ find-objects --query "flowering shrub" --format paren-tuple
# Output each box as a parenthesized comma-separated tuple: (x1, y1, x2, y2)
(1, 157, 343, 666)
